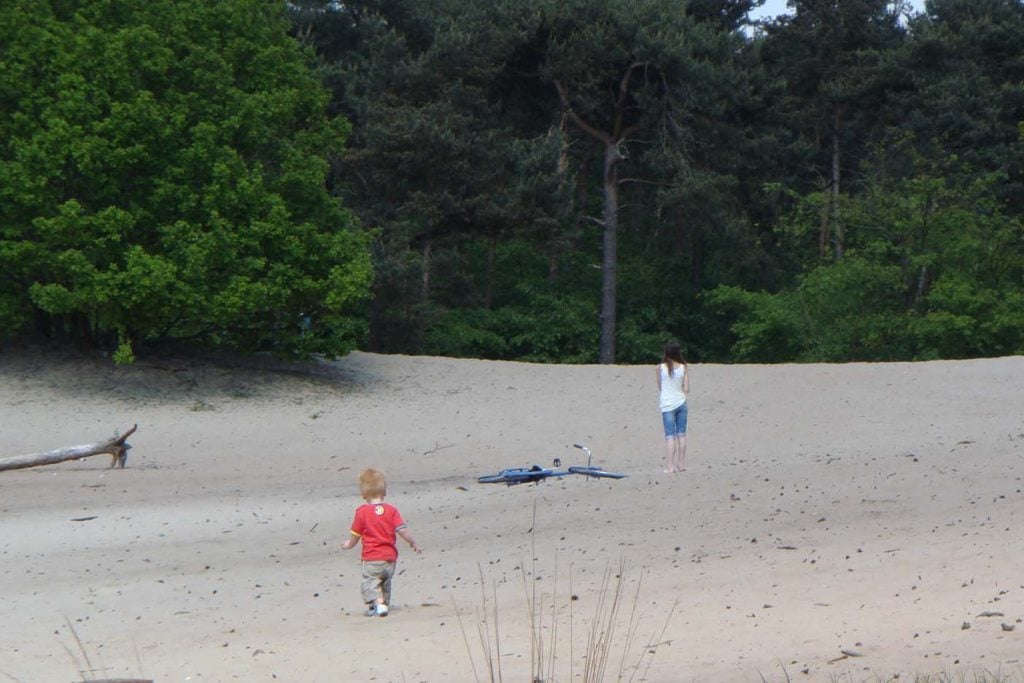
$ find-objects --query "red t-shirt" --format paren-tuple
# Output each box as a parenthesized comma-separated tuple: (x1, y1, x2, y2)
(349, 502, 406, 562)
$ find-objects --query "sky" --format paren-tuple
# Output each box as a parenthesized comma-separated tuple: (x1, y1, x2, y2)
(749, 0, 928, 22)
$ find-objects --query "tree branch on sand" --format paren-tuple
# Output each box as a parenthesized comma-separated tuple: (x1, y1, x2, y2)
(0, 425, 137, 472)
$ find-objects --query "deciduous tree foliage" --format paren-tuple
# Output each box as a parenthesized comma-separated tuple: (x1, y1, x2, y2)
(6, 0, 1021, 365)
(710, 150, 1024, 361)
(0, 0, 372, 360)
(707, 0, 1024, 362)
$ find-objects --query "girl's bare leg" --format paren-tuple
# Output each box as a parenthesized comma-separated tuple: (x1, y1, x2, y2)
(664, 439, 676, 473)
(675, 435, 687, 472)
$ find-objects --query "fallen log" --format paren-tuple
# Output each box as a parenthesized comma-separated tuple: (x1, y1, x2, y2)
(0, 424, 137, 472)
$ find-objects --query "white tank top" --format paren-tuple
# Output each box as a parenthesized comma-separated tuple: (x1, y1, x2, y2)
(659, 362, 687, 412)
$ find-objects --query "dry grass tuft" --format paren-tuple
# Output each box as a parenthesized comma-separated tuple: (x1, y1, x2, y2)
(454, 555, 675, 682)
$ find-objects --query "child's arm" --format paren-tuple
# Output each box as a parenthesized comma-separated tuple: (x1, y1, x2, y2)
(397, 527, 422, 554)
(340, 531, 360, 550)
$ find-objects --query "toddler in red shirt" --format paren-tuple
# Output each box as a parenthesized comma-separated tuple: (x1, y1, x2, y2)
(341, 468, 422, 617)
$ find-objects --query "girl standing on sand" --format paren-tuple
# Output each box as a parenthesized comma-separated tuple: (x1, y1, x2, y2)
(657, 340, 689, 473)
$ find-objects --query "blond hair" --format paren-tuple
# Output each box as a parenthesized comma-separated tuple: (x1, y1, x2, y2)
(358, 468, 387, 500)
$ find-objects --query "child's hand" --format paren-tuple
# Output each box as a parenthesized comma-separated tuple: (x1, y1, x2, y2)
(412, 543, 423, 554)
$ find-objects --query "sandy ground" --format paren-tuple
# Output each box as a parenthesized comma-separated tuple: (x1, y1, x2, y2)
(1, 349, 1023, 683)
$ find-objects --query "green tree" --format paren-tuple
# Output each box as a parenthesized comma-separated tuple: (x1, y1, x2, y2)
(298, 0, 772, 364)
(759, 0, 910, 259)
(0, 0, 371, 360)
(296, 1, 593, 358)
(708, 159, 1024, 361)
(535, 0, 758, 362)
(290, 0, 1024, 364)
(295, 0, 560, 354)
(901, 0, 1024, 211)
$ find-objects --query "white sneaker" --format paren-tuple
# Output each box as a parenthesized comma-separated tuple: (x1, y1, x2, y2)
(376, 604, 389, 617)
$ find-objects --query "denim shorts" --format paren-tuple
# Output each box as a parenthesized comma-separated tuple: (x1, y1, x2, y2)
(661, 402, 688, 438)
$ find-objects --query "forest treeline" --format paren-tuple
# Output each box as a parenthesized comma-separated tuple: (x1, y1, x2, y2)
(2, 0, 1022, 364)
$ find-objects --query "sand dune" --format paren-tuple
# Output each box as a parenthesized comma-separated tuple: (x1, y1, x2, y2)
(2, 350, 1023, 682)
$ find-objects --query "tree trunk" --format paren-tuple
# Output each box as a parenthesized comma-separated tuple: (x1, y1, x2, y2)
(557, 112, 570, 176)
(553, 66, 641, 365)
(818, 176, 829, 258)
(599, 140, 620, 364)
(421, 238, 432, 301)
(831, 104, 844, 260)
(485, 235, 496, 309)
(0, 425, 137, 472)
(689, 227, 704, 291)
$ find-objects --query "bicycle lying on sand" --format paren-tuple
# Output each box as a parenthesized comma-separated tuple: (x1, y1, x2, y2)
(477, 443, 627, 486)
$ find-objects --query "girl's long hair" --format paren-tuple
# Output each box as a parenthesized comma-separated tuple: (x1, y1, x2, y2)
(662, 340, 687, 376)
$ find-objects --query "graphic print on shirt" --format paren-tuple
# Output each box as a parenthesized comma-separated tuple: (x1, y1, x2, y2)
(351, 502, 406, 562)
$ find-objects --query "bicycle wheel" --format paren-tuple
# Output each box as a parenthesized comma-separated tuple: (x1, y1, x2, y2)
(567, 466, 627, 479)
